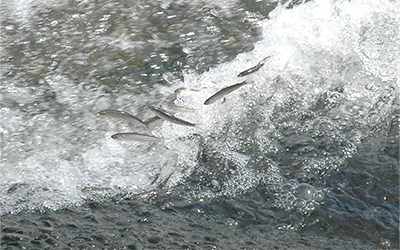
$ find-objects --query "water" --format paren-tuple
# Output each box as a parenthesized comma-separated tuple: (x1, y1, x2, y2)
(1, 0, 399, 248)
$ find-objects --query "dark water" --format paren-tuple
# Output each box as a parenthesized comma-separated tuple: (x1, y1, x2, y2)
(1, 198, 379, 249)
(1, 0, 399, 249)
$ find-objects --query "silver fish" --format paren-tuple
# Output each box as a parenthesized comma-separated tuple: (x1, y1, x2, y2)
(161, 104, 195, 113)
(111, 132, 161, 142)
(174, 87, 200, 97)
(148, 106, 196, 127)
(204, 81, 249, 105)
(237, 56, 271, 77)
(143, 116, 161, 124)
(98, 110, 148, 129)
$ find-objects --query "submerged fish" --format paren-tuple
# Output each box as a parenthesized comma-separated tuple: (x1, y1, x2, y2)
(111, 132, 161, 142)
(237, 56, 271, 77)
(98, 109, 148, 129)
(204, 81, 249, 105)
(148, 106, 196, 127)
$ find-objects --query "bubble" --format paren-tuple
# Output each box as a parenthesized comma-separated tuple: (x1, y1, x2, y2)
(210, 179, 221, 191)
(280, 190, 291, 198)
(281, 179, 298, 192)
(297, 172, 308, 182)
(378, 63, 396, 79)
(295, 183, 315, 200)
(313, 190, 325, 202)
(281, 183, 295, 192)
(287, 195, 296, 202)
(211, 179, 220, 187)
(305, 200, 316, 211)
(288, 179, 299, 186)
(225, 218, 238, 226)
(292, 198, 305, 208)
(298, 172, 315, 182)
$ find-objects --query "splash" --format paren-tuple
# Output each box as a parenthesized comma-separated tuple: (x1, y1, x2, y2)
(1, 0, 398, 216)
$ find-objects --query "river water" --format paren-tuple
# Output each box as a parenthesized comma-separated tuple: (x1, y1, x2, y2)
(1, 0, 399, 248)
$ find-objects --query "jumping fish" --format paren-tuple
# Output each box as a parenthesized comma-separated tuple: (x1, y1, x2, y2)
(204, 81, 249, 105)
(161, 104, 195, 113)
(237, 56, 271, 77)
(174, 87, 200, 97)
(111, 132, 161, 142)
(143, 116, 161, 124)
(98, 110, 148, 129)
(148, 106, 196, 127)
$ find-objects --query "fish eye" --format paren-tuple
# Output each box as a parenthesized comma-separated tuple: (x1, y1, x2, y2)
(111, 134, 121, 139)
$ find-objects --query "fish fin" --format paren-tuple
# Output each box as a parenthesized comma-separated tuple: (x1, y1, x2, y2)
(144, 116, 162, 129)
(162, 103, 195, 113)
(144, 116, 161, 123)
(261, 55, 271, 63)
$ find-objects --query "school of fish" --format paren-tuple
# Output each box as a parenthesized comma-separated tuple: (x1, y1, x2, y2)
(99, 56, 270, 142)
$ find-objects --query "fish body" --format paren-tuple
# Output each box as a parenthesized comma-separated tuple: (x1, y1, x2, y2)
(237, 56, 271, 77)
(148, 106, 196, 127)
(204, 81, 249, 105)
(98, 110, 148, 129)
(111, 132, 161, 142)
(162, 104, 195, 113)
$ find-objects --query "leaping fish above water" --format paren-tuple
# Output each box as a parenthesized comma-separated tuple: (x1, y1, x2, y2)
(148, 106, 197, 127)
(98, 109, 149, 129)
(204, 81, 249, 105)
(237, 56, 271, 77)
(111, 132, 162, 142)
(161, 103, 195, 113)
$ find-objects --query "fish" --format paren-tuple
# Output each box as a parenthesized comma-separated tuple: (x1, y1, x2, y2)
(143, 116, 161, 124)
(111, 132, 162, 142)
(142, 116, 162, 130)
(174, 87, 200, 97)
(237, 56, 271, 77)
(98, 110, 148, 129)
(204, 81, 249, 105)
(148, 106, 196, 127)
(161, 104, 195, 113)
